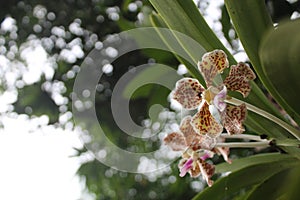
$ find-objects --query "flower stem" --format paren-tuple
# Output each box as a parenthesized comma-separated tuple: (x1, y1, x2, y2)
(274, 139, 300, 147)
(226, 97, 300, 141)
(220, 133, 263, 141)
(215, 141, 270, 148)
(215, 139, 300, 148)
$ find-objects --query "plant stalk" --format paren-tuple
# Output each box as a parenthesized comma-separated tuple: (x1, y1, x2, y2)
(215, 141, 270, 148)
(220, 133, 263, 141)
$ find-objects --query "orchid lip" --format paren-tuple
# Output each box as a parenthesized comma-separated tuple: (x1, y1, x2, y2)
(179, 158, 193, 177)
(200, 153, 211, 160)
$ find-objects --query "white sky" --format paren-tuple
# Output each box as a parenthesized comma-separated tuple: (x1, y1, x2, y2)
(0, 15, 94, 200)
(0, 115, 85, 200)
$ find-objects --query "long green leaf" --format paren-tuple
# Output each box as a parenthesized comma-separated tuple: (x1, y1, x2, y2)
(259, 19, 300, 123)
(280, 166, 300, 199)
(149, 13, 204, 83)
(193, 160, 300, 200)
(216, 153, 297, 173)
(246, 169, 290, 200)
(247, 166, 300, 199)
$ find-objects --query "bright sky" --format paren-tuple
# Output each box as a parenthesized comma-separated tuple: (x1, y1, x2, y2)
(0, 115, 85, 200)
(0, 16, 88, 200)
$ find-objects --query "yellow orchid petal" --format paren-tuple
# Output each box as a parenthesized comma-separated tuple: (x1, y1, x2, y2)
(180, 116, 216, 150)
(191, 102, 223, 137)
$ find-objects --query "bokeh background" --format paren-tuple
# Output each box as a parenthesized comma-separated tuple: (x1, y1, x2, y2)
(0, 0, 299, 199)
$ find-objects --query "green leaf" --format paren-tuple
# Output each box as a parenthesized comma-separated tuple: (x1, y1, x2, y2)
(122, 63, 180, 119)
(123, 63, 181, 99)
(216, 153, 297, 173)
(149, 13, 204, 83)
(246, 168, 290, 200)
(13, 82, 59, 123)
(149, 0, 235, 64)
(247, 166, 300, 199)
(220, 5, 236, 48)
(259, 19, 300, 123)
(193, 158, 300, 200)
(280, 166, 300, 199)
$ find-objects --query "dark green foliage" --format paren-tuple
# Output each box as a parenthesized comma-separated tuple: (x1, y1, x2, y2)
(13, 81, 59, 123)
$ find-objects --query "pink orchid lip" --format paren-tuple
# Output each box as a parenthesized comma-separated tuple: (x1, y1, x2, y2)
(213, 86, 227, 112)
(200, 153, 211, 160)
(179, 158, 193, 177)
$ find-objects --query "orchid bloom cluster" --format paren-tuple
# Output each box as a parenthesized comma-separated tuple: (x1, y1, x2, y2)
(164, 50, 256, 186)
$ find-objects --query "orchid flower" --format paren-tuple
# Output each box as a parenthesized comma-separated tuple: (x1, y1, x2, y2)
(164, 116, 227, 186)
(178, 152, 215, 187)
(164, 116, 216, 152)
(165, 50, 257, 186)
(173, 50, 256, 136)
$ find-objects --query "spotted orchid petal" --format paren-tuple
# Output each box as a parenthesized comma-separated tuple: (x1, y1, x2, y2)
(188, 160, 201, 178)
(191, 136, 217, 151)
(173, 78, 205, 110)
(198, 159, 215, 187)
(179, 158, 193, 177)
(179, 157, 215, 186)
(179, 116, 199, 146)
(213, 86, 227, 112)
(224, 62, 256, 97)
(198, 50, 229, 87)
(223, 104, 247, 135)
(212, 137, 231, 163)
(191, 102, 223, 138)
(180, 116, 216, 150)
(214, 147, 232, 164)
(164, 132, 186, 151)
